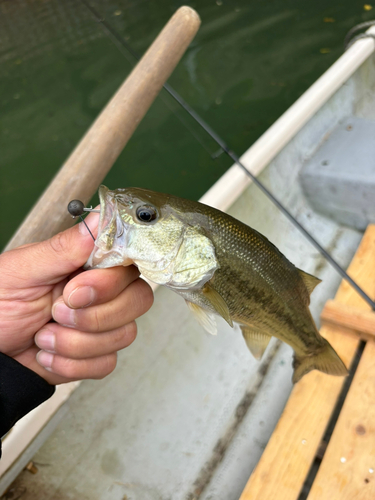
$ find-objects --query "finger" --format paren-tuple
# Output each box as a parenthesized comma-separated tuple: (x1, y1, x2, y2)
(36, 351, 117, 380)
(0, 211, 100, 289)
(53, 278, 153, 332)
(62, 265, 140, 309)
(52, 277, 69, 304)
(35, 321, 137, 359)
(13, 345, 72, 385)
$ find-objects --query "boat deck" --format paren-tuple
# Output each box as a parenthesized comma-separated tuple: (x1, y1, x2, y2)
(2, 183, 362, 500)
(240, 225, 375, 500)
(2, 29, 375, 500)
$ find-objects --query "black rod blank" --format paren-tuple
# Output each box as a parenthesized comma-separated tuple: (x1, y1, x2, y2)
(81, 0, 375, 310)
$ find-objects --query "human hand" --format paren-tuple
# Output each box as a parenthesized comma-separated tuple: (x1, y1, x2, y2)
(0, 213, 153, 385)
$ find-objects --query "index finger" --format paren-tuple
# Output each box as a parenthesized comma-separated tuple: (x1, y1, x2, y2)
(62, 265, 140, 309)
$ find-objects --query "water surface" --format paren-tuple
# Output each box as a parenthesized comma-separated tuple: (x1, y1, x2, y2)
(0, 0, 373, 248)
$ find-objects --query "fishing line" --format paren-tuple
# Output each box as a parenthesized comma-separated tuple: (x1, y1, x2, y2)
(79, 215, 95, 241)
(79, 0, 218, 158)
(67, 199, 98, 241)
(79, 0, 375, 310)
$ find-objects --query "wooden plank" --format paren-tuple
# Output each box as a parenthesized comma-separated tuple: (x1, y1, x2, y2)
(239, 225, 375, 500)
(4, 6, 201, 251)
(239, 329, 357, 500)
(307, 340, 375, 500)
(334, 225, 375, 308)
(321, 300, 375, 342)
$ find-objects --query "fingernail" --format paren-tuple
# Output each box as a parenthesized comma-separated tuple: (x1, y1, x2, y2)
(35, 330, 55, 352)
(68, 286, 95, 308)
(52, 300, 76, 327)
(37, 351, 54, 370)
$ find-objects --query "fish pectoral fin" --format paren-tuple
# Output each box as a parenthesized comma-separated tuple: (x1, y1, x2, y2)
(240, 326, 272, 360)
(186, 301, 217, 335)
(298, 269, 322, 295)
(292, 341, 348, 384)
(202, 284, 233, 328)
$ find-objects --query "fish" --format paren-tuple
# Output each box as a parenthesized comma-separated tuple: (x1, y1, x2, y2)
(85, 185, 348, 383)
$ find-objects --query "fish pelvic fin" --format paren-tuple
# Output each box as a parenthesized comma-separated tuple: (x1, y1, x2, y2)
(240, 325, 272, 360)
(202, 284, 233, 328)
(292, 342, 348, 384)
(298, 269, 322, 295)
(186, 300, 217, 335)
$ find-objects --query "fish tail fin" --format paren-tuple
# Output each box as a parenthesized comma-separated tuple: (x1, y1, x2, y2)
(292, 342, 348, 384)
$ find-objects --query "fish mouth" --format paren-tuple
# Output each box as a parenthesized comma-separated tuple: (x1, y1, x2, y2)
(84, 185, 131, 269)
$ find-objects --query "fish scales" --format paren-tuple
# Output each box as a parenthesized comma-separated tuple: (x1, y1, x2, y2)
(168, 199, 317, 348)
(206, 211, 323, 352)
(86, 185, 348, 383)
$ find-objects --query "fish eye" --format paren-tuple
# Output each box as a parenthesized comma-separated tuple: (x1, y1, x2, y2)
(136, 206, 157, 223)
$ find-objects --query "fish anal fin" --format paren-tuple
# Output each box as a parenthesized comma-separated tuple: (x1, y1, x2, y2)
(186, 300, 217, 335)
(202, 284, 233, 328)
(240, 325, 272, 360)
(298, 269, 322, 295)
(292, 342, 348, 384)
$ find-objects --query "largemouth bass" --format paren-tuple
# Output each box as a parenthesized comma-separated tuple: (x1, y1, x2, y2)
(86, 185, 347, 383)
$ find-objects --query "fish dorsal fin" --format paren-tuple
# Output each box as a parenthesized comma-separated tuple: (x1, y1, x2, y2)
(202, 284, 233, 328)
(186, 300, 217, 335)
(298, 269, 322, 295)
(240, 326, 272, 360)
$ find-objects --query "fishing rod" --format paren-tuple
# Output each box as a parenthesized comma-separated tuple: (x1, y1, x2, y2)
(80, 0, 375, 310)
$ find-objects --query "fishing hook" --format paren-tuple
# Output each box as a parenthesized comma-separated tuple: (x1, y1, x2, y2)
(67, 199, 98, 242)
(79, 0, 375, 310)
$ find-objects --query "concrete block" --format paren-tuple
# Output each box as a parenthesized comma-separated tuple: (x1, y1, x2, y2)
(300, 117, 375, 230)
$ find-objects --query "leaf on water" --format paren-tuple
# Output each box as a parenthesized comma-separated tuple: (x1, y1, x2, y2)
(320, 48, 331, 54)
(364, 4, 373, 10)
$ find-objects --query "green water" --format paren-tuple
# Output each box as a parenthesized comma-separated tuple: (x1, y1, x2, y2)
(0, 0, 373, 249)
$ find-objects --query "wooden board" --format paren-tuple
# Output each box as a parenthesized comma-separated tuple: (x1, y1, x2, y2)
(321, 300, 375, 342)
(307, 340, 375, 499)
(239, 225, 375, 500)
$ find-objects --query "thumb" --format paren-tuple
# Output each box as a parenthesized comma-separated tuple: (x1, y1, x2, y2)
(2, 213, 100, 288)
